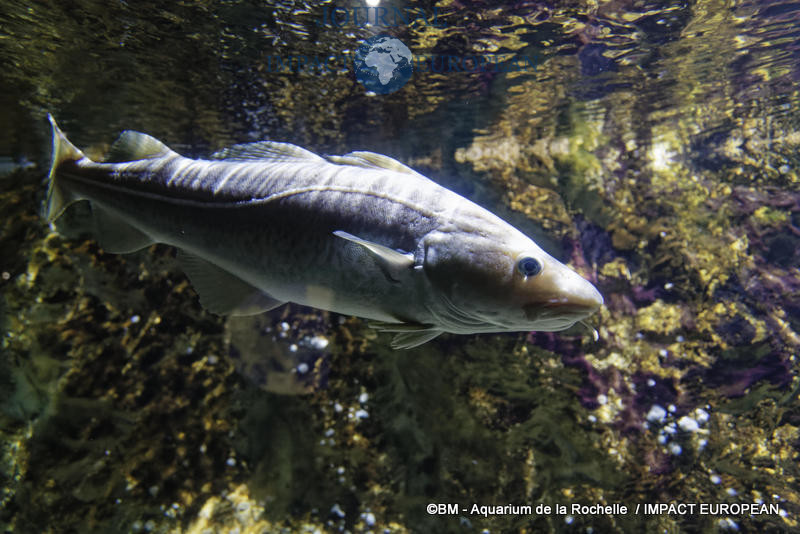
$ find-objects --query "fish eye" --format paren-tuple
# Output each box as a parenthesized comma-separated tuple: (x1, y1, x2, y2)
(517, 257, 542, 277)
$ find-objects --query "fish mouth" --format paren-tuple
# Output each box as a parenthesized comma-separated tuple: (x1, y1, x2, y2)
(523, 294, 603, 323)
(545, 298, 601, 313)
(525, 272, 604, 320)
(549, 281, 604, 314)
(525, 303, 594, 320)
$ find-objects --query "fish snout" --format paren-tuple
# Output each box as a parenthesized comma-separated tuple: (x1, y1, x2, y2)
(523, 269, 603, 324)
(564, 278, 604, 312)
(554, 266, 603, 310)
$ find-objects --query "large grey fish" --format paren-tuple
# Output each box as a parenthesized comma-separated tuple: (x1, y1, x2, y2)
(45, 115, 602, 349)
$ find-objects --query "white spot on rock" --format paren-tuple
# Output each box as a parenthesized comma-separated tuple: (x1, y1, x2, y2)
(646, 405, 667, 424)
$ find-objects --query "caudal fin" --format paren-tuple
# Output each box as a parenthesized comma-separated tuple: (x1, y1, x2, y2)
(46, 114, 86, 222)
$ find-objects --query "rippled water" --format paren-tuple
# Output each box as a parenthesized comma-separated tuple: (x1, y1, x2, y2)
(1, 1, 799, 533)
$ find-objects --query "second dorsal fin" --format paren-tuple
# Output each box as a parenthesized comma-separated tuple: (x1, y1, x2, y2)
(210, 141, 324, 163)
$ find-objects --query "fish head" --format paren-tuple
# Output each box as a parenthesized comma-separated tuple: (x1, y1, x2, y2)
(422, 227, 603, 333)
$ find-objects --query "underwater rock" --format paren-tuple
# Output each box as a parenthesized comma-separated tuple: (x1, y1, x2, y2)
(225, 307, 330, 395)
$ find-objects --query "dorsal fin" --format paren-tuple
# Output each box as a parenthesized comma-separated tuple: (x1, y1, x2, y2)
(210, 141, 324, 163)
(326, 151, 423, 177)
(105, 131, 174, 162)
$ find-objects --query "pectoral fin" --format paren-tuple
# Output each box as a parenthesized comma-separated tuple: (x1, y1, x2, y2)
(333, 230, 414, 282)
(177, 251, 285, 316)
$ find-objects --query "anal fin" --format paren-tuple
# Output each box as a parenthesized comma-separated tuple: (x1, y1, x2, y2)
(177, 250, 285, 316)
(92, 206, 155, 253)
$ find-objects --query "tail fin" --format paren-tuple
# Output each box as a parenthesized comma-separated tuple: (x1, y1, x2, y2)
(46, 114, 86, 222)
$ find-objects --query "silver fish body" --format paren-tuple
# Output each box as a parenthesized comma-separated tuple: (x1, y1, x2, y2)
(46, 115, 602, 348)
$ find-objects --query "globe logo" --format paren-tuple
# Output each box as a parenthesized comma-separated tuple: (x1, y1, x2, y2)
(353, 35, 413, 95)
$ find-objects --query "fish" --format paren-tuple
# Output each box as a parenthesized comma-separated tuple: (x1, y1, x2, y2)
(45, 114, 603, 349)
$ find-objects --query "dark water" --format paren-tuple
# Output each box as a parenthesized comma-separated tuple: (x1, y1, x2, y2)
(1, 1, 799, 533)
